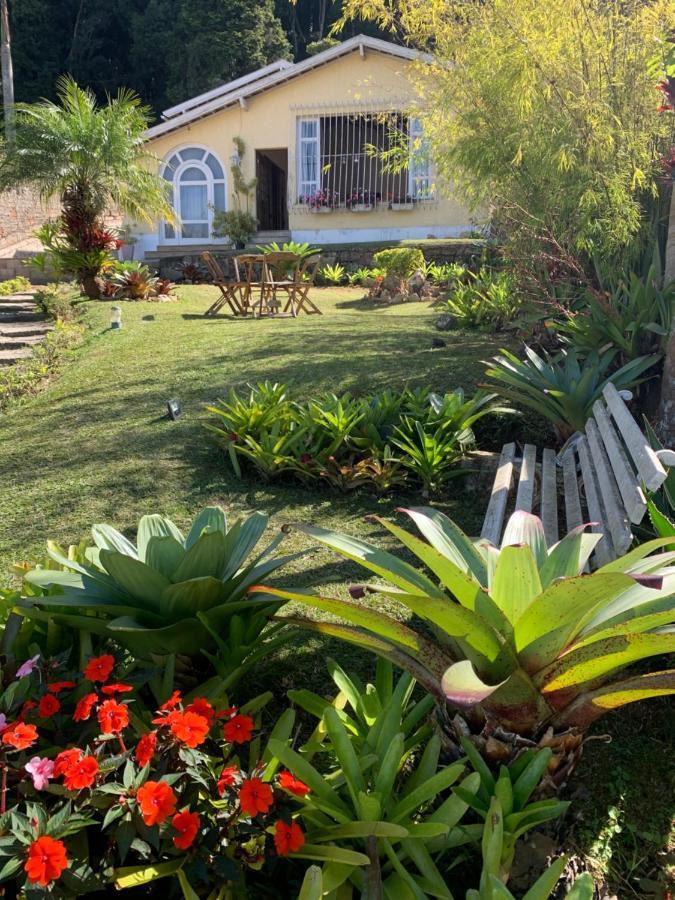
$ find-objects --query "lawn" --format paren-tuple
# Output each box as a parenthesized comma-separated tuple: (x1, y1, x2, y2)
(0, 284, 672, 895)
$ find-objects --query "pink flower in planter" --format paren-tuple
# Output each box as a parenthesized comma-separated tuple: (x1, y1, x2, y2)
(16, 655, 40, 678)
(25, 757, 55, 791)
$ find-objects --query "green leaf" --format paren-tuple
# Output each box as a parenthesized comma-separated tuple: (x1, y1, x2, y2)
(491, 546, 542, 623)
(185, 506, 227, 548)
(297, 866, 323, 900)
(558, 668, 675, 728)
(137, 514, 185, 562)
(144, 536, 186, 579)
(501, 511, 547, 568)
(389, 762, 464, 823)
(159, 577, 230, 620)
(99, 550, 169, 612)
(512, 748, 552, 810)
(521, 854, 567, 900)
(172, 531, 229, 581)
(565, 873, 595, 899)
(441, 660, 506, 707)
(113, 858, 186, 889)
(289, 845, 370, 866)
(324, 707, 366, 808)
(267, 739, 351, 819)
(91, 524, 138, 557)
(176, 868, 200, 900)
(401, 506, 487, 584)
(311, 821, 409, 841)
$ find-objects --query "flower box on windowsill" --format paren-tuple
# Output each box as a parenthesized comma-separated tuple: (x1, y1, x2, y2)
(390, 202, 415, 211)
(349, 204, 374, 212)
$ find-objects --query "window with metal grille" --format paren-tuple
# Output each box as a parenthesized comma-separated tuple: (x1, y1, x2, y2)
(296, 113, 434, 208)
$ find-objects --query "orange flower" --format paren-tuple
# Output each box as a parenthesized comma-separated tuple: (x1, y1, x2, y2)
(38, 694, 60, 718)
(2, 722, 38, 751)
(136, 780, 177, 826)
(185, 697, 215, 722)
(238, 778, 273, 817)
(172, 809, 200, 850)
(169, 711, 209, 748)
(62, 755, 99, 791)
(159, 690, 182, 711)
(97, 699, 129, 734)
(53, 748, 82, 777)
(223, 714, 254, 745)
(83, 654, 115, 682)
(47, 681, 75, 694)
(101, 683, 134, 695)
(217, 765, 239, 796)
(278, 771, 310, 797)
(273, 820, 305, 856)
(24, 835, 68, 886)
(73, 693, 98, 722)
(135, 732, 157, 768)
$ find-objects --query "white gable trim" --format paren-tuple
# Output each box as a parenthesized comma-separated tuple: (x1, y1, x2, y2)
(145, 35, 431, 141)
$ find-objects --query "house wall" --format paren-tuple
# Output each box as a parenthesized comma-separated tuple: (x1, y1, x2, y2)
(135, 49, 476, 254)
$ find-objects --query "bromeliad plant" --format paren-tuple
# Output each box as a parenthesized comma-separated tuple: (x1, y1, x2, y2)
(19, 506, 301, 689)
(483, 346, 658, 442)
(256, 509, 675, 786)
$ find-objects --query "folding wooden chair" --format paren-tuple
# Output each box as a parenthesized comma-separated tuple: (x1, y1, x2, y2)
(201, 252, 246, 316)
(260, 252, 301, 317)
(281, 254, 323, 315)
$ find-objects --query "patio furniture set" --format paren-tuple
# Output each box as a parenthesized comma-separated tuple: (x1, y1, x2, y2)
(201, 251, 322, 318)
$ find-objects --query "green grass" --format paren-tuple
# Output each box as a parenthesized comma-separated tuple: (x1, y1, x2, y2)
(0, 284, 672, 895)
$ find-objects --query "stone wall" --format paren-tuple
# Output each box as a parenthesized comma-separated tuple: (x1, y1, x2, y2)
(0, 188, 60, 253)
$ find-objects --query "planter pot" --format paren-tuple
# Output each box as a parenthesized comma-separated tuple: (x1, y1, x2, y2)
(309, 206, 334, 214)
(349, 204, 373, 212)
(391, 202, 414, 211)
(119, 242, 136, 261)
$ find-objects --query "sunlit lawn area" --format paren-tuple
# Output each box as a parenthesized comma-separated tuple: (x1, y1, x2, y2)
(0, 284, 672, 894)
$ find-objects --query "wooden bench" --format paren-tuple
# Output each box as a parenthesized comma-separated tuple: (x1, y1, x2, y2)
(481, 382, 675, 566)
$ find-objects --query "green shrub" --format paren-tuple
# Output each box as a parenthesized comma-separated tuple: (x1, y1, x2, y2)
(0, 275, 31, 295)
(442, 268, 521, 330)
(212, 208, 257, 245)
(33, 284, 78, 321)
(372, 247, 425, 278)
(318, 262, 346, 285)
(20, 505, 300, 690)
(207, 381, 500, 496)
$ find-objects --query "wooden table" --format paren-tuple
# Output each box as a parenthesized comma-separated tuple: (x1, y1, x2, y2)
(234, 252, 301, 318)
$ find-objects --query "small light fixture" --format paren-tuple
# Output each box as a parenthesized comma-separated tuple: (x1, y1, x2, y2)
(230, 152, 241, 168)
(166, 399, 181, 420)
(110, 305, 122, 329)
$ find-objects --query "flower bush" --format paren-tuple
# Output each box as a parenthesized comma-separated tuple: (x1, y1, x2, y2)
(0, 652, 308, 897)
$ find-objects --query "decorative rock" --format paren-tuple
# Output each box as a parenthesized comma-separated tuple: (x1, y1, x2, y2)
(431, 337, 446, 349)
(436, 313, 458, 331)
(407, 269, 426, 294)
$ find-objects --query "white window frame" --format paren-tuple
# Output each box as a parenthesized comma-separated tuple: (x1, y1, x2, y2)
(296, 117, 321, 203)
(160, 146, 227, 245)
(408, 117, 434, 201)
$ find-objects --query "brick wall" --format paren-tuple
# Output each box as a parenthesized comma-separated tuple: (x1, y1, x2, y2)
(0, 188, 60, 253)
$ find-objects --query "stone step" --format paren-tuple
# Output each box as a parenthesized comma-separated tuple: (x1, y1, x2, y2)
(0, 334, 46, 350)
(0, 321, 52, 337)
(0, 347, 32, 365)
(0, 311, 44, 323)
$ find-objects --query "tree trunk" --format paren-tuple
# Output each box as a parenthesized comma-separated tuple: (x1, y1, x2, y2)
(656, 182, 675, 442)
(0, 0, 14, 143)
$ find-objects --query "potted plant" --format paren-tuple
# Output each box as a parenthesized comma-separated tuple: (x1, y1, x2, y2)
(118, 224, 138, 260)
(390, 193, 415, 211)
(304, 189, 338, 212)
(346, 189, 376, 212)
(212, 209, 257, 249)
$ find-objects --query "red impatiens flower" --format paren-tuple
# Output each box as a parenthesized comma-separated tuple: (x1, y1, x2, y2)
(47, 681, 76, 694)
(238, 778, 273, 816)
(218, 706, 238, 719)
(53, 748, 82, 777)
(185, 697, 215, 722)
(278, 771, 310, 797)
(97, 699, 129, 734)
(2, 722, 38, 750)
(38, 695, 60, 718)
(135, 732, 157, 768)
(172, 809, 200, 850)
(24, 835, 68, 886)
(136, 780, 177, 826)
(73, 693, 98, 722)
(83, 654, 115, 683)
(62, 755, 99, 791)
(159, 690, 182, 711)
(169, 711, 209, 748)
(217, 765, 239, 796)
(101, 683, 134, 695)
(223, 714, 254, 745)
(273, 820, 305, 856)
(19, 700, 37, 719)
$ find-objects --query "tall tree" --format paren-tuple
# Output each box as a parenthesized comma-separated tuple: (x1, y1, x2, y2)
(0, 0, 13, 140)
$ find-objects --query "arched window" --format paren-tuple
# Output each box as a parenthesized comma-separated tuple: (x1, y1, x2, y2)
(161, 147, 227, 242)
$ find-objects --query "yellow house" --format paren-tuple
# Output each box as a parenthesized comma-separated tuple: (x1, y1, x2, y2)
(135, 35, 475, 258)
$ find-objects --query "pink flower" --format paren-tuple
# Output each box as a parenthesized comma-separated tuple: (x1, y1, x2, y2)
(25, 757, 55, 791)
(16, 655, 40, 678)
(0, 714, 7, 733)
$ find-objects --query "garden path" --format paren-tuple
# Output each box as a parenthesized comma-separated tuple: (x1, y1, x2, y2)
(0, 291, 52, 365)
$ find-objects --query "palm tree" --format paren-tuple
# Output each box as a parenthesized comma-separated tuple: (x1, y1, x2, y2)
(0, 76, 173, 296)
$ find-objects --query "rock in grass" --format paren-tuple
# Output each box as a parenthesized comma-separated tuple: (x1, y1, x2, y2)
(436, 313, 458, 331)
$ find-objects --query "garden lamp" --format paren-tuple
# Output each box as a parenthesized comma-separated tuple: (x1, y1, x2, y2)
(110, 306, 122, 330)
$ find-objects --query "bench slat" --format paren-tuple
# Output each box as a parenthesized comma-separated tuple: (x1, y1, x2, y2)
(515, 444, 537, 513)
(562, 449, 583, 532)
(602, 383, 667, 491)
(585, 418, 633, 555)
(541, 448, 559, 547)
(591, 399, 647, 525)
(481, 442, 516, 545)
(576, 436, 615, 565)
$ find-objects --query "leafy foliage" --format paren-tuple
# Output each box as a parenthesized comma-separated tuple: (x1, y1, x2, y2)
(207, 382, 499, 496)
(442, 269, 521, 331)
(19, 506, 299, 688)
(212, 209, 257, 246)
(372, 248, 425, 279)
(483, 346, 658, 441)
(259, 508, 675, 781)
(317, 263, 347, 285)
(0, 276, 31, 296)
